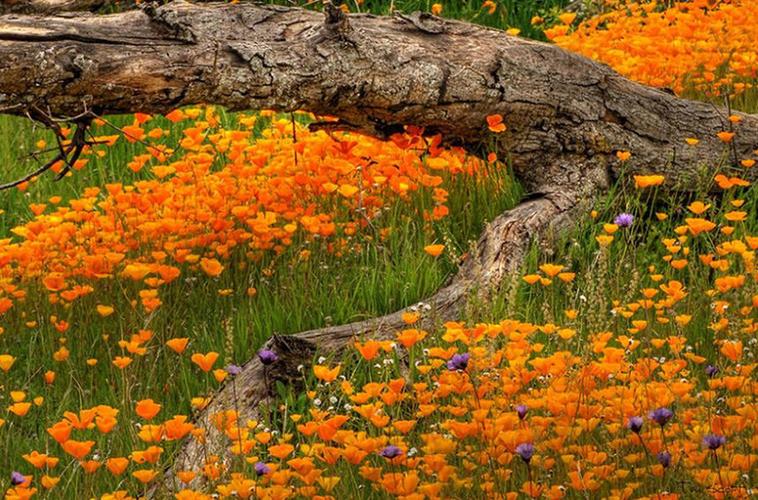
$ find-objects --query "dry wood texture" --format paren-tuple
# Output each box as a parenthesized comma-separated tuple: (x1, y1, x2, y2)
(1, 0, 109, 14)
(1, 1, 755, 191)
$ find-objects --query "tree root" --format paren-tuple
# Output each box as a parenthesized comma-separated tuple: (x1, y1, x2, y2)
(159, 183, 596, 493)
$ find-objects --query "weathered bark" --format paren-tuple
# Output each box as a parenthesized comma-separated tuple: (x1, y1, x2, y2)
(1, 1, 756, 489)
(0, 0, 110, 14)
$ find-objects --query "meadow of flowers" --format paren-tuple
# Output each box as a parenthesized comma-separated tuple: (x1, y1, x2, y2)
(546, 0, 758, 98)
(0, 0, 755, 499)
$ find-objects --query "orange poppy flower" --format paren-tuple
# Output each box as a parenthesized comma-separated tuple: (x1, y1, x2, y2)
(268, 444, 295, 459)
(176, 471, 197, 483)
(720, 340, 742, 362)
(392, 420, 416, 434)
(80, 460, 101, 474)
(135, 399, 161, 420)
(313, 364, 341, 383)
(685, 218, 716, 236)
(95, 415, 117, 434)
(401, 311, 420, 324)
(166, 338, 189, 354)
(112, 356, 133, 369)
(9, 402, 31, 417)
(96, 305, 114, 317)
(558, 12, 577, 24)
(486, 114, 506, 133)
(132, 469, 158, 484)
(164, 415, 195, 440)
(164, 109, 186, 123)
(47, 421, 72, 444)
(0, 354, 15, 372)
(634, 175, 665, 188)
(716, 131, 734, 143)
(539, 263, 564, 277)
(354, 340, 382, 361)
(200, 258, 224, 277)
(424, 244, 445, 257)
(105, 457, 129, 476)
(42, 273, 66, 292)
(62, 439, 95, 460)
(338, 184, 359, 198)
(191, 352, 219, 372)
(396, 329, 428, 348)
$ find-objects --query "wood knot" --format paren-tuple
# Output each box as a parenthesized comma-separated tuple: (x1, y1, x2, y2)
(261, 334, 317, 396)
(322, 0, 352, 39)
(142, 1, 197, 44)
(394, 12, 446, 34)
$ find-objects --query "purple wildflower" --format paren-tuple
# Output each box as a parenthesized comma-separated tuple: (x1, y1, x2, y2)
(10, 471, 25, 486)
(516, 404, 528, 420)
(515, 443, 534, 463)
(258, 349, 278, 366)
(657, 451, 671, 468)
(702, 434, 726, 451)
(614, 213, 634, 227)
(649, 407, 674, 427)
(627, 416, 644, 434)
(254, 462, 271, 476)
(446, 353, 470, 371)
(705, 365, 719, 377)
(226, 364, 242, 376)
(379, 445, 403, 459)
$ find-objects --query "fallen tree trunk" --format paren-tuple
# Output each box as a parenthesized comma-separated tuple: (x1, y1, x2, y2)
(1, 0, 756, 191)
(0, 0, 756, 490)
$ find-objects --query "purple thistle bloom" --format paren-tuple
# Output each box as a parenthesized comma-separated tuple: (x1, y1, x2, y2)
(627, 416, 644, 434)
(657, 451, 671, 468)
(446, 353, 470, 371)
(649, 407, 674, 427)
(705, 365, 719, 377)
(226, 364, 242, 376)
(254, 461, 271, 476)
(516, 404, 528, 420)
(258, 349, 278, 366)
(614, 213, 634, 227)
(379, 445, 403, 459)
(515, 443, 534, 463)
(702, 434, 726, 450)
(10, 471, 25, 486)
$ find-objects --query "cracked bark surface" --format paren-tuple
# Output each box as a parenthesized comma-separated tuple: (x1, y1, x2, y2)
(0, 0, 756, 489)
(0, 0, 109, 14)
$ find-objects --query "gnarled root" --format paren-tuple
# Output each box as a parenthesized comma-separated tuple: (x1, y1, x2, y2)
(160, 177, 599, 493)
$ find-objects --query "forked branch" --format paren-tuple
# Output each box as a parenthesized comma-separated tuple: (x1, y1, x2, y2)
(0, 113, 93, 190)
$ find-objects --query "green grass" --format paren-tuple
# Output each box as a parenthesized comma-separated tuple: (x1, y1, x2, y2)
(0, 107, 520, 493)
(279, 0, 572, 40)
